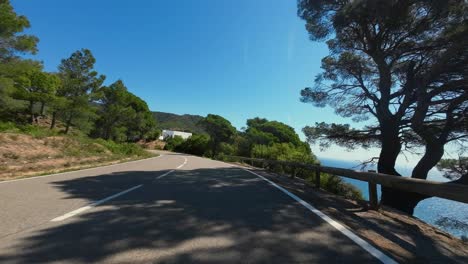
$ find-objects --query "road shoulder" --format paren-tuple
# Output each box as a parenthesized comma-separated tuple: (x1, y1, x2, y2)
(237, 166, 468, 263)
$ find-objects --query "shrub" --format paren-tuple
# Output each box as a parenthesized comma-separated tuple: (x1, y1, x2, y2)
(174, 134, 210, 156)
(94, 139, 148, 156)
(164, 136, 185, 151)
(145, 129, 161, 141)
(0, 122, 18, 132)
(19, 125, 58, 138)
(308, 173, 363, 200)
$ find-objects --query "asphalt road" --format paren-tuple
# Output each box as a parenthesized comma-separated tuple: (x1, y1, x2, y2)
(0, 152, 392, 263)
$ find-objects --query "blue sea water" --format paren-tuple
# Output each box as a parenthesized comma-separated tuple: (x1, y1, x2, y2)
(319, 157, 468, 239)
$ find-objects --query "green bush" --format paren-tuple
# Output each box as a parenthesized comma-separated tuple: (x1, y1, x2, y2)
(0, 122, 18, 132)
(0, 122, 59, 138)
(19, 125, 59, 138)
(164, 135, 185, 151)
(174, 134, 210, 156)
(94, 139, 148, 156)
(145, 129, 161, 141)
(307, 173, 363, 200)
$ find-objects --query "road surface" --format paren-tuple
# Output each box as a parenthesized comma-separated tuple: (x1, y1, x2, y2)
(0, 152, 394, 263)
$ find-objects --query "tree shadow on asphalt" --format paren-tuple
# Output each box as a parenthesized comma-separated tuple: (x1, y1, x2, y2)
(0, 167, 381, 263)
(257, 170, 468, 264)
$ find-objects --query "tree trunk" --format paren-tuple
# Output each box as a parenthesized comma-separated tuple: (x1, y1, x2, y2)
(211, 140, 218, 159)
(64, 114, 72, 134)
(50, 111, 57, 129)
(378, 122, 408, 211)
(29, 101, 35, 124)
(412, 141, 444, 180)
(388, 142, 444, 214)
(40, 102, 45, 115)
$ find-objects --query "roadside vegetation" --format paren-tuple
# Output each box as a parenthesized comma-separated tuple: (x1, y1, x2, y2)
(0, 1, 157, 180)
(163, 114, 363, 200)
(0, 123, 151, 180)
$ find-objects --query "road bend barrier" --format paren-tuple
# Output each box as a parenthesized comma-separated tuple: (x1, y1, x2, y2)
(222, 155, 468, 210)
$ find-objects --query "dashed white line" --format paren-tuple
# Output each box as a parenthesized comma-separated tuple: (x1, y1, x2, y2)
(155, 170, 175, 179)
(243, 169, 398, 264)
(176, 157, 188, 169)
(156, 157, 187, 179)
(51, 155, 188, 222)
(51, 184, 143, 222)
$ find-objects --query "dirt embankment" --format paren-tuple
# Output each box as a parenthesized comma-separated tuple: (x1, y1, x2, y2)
(0, 133, 134, 181)
(137, 139, 165, 150)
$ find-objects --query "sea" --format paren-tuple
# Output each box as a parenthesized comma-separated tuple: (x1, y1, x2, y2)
(319, 157, 468, 239)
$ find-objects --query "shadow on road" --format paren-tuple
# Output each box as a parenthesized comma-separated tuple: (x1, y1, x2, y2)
(0, 167, 381, 263)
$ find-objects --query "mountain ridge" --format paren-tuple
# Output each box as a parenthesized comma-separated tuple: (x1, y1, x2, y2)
(152, 111, 205, 134)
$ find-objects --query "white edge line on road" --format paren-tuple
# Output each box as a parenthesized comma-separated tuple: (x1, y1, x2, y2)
(51, 184, 143, 222)
(0, 155, 164, 185)
(243, 169, 398, 264)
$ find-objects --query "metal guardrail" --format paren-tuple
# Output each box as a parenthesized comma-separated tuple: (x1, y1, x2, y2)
(224, 155, 468, 210)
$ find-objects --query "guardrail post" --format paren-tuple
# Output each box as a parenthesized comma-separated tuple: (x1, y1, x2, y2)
(315, 167, 320, 188)
(368, 182, 378, 210)
(367, 170, 379, 210)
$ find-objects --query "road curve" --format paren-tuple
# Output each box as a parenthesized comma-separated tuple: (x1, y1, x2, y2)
(0, 152, 391, 263)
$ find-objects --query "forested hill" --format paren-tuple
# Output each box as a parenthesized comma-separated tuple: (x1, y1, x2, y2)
(152, 111, 205, 134)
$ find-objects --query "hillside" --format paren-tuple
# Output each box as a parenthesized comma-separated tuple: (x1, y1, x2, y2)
(152, 111, 205, 134)
(0, 127, 152, 181)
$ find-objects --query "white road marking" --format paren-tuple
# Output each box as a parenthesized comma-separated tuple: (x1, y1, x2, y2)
(51, 184, 143, 222)
(243, 169, 398, 264)
(0, 155, 164, 185)
(50, 155, 188, 222)
(156, 170, 175, 179)
(176, 157, 188, 169)
(156, 157, 187, 179)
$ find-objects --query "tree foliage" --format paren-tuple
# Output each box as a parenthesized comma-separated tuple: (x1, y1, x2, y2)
(437, 157, 467, 182)
(174, 134, 210, 156)
(0, 0, 40, 119)
(58, 49, 105, 134)
(0, 0, 38, 61)
(14, 69, 61, 123)
(298, 0, 467, 214)
(164, 135, 185, 151)
(92, 80, 156, 142)
(199, 114, 236, 158)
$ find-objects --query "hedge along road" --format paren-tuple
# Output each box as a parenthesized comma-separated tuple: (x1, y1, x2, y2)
(0, 152, 396, 263)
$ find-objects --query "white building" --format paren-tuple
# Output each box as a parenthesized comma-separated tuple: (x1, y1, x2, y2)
(159, 130, 192, 140)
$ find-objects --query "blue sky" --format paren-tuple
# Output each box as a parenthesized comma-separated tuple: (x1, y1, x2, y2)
(11, 0, 433, 164)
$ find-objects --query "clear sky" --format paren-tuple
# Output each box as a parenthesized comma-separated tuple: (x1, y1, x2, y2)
(11, 0, 439, 165)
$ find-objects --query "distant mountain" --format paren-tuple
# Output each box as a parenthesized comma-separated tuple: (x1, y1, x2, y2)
(152, 111, 205, 134)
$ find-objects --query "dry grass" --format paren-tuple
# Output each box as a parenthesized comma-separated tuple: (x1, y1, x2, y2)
(0, 132, 151, 181)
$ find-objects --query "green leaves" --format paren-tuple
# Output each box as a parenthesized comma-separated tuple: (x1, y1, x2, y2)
(57, 49, 105, 133)
(302, 122, 378, 150)
(246, 118, 302, 147)
(0, 0, 38, 60)
(92, 80, 156, 142)
(199, 114, 236, 158)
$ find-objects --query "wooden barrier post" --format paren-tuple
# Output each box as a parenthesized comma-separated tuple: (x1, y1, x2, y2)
(315, 167, 320, 188)
(368, 182, 378, 210)
(368, 170, 378, 210)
